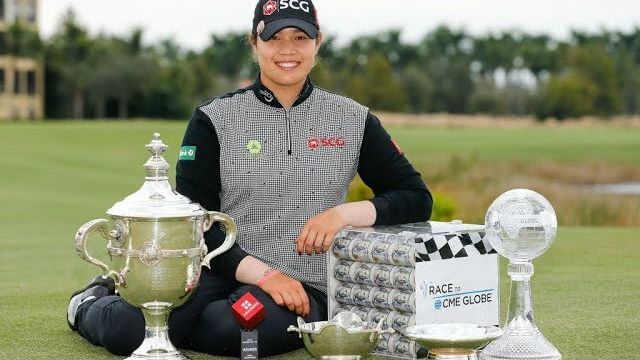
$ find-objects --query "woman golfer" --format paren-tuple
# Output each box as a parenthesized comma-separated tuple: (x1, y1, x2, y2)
(67, 0, 432, 356)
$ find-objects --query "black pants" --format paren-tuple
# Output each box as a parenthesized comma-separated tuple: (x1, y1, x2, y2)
(75, 268, 328, 357)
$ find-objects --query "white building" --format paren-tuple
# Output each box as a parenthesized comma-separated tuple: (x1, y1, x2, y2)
(0, 0, 44, 120)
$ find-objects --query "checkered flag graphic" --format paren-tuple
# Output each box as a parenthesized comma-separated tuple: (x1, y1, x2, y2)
(414, 232, 495, 262)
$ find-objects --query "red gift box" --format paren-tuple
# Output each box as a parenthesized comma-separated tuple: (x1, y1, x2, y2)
(232, 292, 265, 330)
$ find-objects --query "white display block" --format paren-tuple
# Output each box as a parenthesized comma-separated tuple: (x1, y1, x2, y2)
(327, 221, 499, 359)
(415, 255, 499, 325)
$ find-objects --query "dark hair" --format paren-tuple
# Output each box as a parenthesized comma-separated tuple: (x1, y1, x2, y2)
(245, 31, 323, 46)
(246, 33, 258, 46)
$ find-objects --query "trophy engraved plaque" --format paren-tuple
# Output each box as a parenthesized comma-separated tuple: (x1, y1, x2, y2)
(74, 133, 237, 360)
(480, 189, 561, 360)
(232, 292, 265, 360)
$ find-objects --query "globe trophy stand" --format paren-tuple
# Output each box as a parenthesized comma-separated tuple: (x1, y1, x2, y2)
(480, 189, 561, 360)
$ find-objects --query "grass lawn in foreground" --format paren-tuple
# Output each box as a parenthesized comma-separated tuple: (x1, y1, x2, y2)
(1, 225, 637, 360)
(0, 121, 638, 359)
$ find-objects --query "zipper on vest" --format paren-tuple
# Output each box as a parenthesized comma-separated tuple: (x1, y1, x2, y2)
(284, 90, 304, 156)
(285, 109, 292, 155)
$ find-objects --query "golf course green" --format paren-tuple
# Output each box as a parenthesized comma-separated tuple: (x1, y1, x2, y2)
(0, 120, 637, 359)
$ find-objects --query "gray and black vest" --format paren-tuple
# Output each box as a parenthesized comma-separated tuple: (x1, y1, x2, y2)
(199, 83, 368, 292)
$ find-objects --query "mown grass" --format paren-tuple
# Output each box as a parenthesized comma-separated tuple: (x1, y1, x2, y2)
(390, 125, 640, 166)
(0, 120, 639, 359)
(368, 123, 640, 226)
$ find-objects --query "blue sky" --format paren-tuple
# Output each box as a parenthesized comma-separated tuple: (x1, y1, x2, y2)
(40, 0, 640, 49)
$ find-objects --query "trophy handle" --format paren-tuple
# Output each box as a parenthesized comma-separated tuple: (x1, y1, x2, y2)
(286, 317, 306, 338)
(286, 326, 303, 338)
(74, 219, 123, 285)
(371, 318, 394, 342)
(201, 211, 237, 269)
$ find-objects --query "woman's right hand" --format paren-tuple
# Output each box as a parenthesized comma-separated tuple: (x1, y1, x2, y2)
(258, 272, 310, 317)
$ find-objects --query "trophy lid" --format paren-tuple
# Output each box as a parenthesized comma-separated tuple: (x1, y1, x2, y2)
(107, 133, 206, 219)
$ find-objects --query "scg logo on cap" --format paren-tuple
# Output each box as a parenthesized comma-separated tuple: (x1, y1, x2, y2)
(280, 0, 310, 13)
(263, 0, 277, 15)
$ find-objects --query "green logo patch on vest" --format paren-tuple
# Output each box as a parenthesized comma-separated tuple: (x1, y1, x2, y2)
(247, 140, 262, 155)
(179, 146, 197, 160)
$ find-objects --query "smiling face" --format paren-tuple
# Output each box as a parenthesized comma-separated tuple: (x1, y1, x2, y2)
(253, 27, 323, 93)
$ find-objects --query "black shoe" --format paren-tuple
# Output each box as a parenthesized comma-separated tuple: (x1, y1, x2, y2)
(67, 275, 116, 331)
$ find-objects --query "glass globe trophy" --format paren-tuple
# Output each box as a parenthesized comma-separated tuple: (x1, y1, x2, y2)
(480, 189, 561, 360)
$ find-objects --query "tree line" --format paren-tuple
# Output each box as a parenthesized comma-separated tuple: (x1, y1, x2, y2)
(9, 10, 640, 120)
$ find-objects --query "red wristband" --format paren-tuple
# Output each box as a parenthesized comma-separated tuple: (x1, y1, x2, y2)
(257, 269, 281, 286)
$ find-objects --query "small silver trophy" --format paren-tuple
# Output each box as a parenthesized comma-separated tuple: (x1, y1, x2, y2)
(403, 323, 502, 360)
(480, 189, 561, 360)
(287, 312, 394, 360)
(74, 133, 237, 359)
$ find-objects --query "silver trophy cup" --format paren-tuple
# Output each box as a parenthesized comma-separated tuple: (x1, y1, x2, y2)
(74, 133, 237, 360)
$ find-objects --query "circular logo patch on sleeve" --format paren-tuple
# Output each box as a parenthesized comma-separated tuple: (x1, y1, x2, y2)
(247, 140, 262, 155)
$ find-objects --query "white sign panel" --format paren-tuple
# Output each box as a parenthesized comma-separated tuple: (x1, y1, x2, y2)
(415, 255, 499, 325)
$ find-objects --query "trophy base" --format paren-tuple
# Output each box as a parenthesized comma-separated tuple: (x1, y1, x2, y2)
(480, 317, 561, 360)
(125, 325, 190, 360)
(428, 349, 478, 360)
(125, 351, 190, 360)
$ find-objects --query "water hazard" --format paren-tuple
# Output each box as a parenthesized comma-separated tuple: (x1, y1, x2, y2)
(589, 182, 640, 195)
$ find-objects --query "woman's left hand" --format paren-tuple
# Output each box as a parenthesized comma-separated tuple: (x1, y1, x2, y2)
(295, 208, 347, 255)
